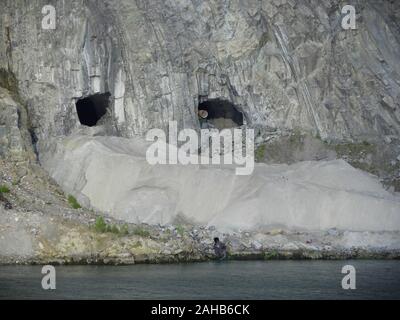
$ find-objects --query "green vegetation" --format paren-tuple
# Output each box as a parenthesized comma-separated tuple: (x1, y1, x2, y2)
(93, 217, 130, 236)
(132, 226, 151, 237)
(106, 224, 120, 234)
(94, 216, 107, 233)
(334, 141, 376, 158)
(67, 195, 81, 209)
(176, 224, 185, 237)
(333, 141, 378, 175)
(254, 130, 307, 164)
(120, 224, 129, 235)
(256, 133, 385, 178)
(255, 144, 267, 162)
(0, 185, 10, 194)
(264, 249, 280, 260)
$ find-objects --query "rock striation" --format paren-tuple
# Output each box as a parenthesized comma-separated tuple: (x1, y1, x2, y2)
(1, 0, 400, 147)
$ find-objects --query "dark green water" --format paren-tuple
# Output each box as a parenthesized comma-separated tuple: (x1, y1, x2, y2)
(0, 260, 399, 299)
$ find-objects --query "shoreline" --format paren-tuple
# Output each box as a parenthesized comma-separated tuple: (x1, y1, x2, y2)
(1, 160, 400, 267)
(2, 248, 400, 266)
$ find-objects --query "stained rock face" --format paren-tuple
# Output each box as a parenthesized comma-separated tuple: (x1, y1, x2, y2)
(0, 0, 400, 153)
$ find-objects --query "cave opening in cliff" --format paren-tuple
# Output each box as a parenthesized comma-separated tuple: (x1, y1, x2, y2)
(76, 93, 110, 127)
(198, 99, 244, 129)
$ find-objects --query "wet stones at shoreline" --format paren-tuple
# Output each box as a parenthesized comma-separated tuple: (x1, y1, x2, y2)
(2, 203, 400, 266)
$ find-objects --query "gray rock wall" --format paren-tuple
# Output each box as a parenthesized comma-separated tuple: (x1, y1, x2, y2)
(0, 87, 35, 161)
(1, 0, 400, 154)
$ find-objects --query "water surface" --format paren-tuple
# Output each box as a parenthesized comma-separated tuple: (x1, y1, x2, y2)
(1, 260, 399, 299)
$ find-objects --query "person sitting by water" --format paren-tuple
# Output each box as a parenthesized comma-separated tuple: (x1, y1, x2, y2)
(213, 237, 227, 260)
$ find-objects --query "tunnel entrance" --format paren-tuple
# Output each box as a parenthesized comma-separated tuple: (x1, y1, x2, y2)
(198, 99, 244, 129)
(76, 92, 110, 127)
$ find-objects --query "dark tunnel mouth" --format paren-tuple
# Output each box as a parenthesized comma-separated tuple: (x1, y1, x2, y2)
(76, 92, 111, 127)
(198, 98, 244, 129)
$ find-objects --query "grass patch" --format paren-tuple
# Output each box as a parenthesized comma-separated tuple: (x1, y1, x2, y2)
(67, 195, 81, 209)
(0, 185, 10, 194)
(120, 224, 129, 235)
(334, 141, 375, 158)
(255, 144, 267, 162)
(94, 216, 107, 233)
(264, 250, 280, 260)
(132, 226, 151, 238)
(175, 224, 185, 237)
(105, 224, 118, 234)
(94, 217, 130, 236)
(333, 141, 379, 175)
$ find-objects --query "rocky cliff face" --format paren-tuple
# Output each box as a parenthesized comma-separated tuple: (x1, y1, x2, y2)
(1, 0, 400, 152)
(1, 1, 400, 263)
